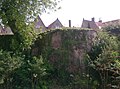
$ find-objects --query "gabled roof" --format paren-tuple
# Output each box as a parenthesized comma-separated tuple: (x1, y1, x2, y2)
(81, 19, 99, 29)
(34, 16, 46, 32)
(47, 18, 63, 29)
(0, 26, 13, 35)
(4, 27, 13, 35)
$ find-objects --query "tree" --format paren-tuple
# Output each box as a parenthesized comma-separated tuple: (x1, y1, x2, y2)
(0, 0, 60, 51)
(0, 0, 60, 88)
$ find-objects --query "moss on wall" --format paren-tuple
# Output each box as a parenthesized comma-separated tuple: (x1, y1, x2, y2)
(34, 29, 97, 70)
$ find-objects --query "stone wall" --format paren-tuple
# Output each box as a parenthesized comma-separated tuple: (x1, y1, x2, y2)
(32, 29, 97, 73)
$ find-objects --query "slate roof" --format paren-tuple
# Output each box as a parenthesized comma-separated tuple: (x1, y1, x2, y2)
(47, 18, 63, 29)
(34, 16, 46, 32)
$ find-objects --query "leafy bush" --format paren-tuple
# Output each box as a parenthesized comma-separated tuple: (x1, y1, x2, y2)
(87, 32, 120, 89)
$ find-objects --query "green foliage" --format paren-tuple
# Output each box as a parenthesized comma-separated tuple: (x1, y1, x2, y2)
(0, 0, 60, 51)
(0, 35, 13, 50)
(11, 56, 46, 89)
(0, 0, 60, 23)
(0, 50, 22, 85)
(21, 28, 120, 89)
(29, 56, 46, 77)
(0, 0, 60, 88)
(1, 15, 120, 89)
(38, 29, 97, 89)
(87, 31, 120, 89)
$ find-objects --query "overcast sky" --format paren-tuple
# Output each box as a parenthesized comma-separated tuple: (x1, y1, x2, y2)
(41, 0, 120, 27)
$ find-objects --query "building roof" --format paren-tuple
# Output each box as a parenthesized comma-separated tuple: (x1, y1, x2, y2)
(81, 19, 99, 29)
(0, 26, 13, 35)
(47, 18, 63, 29)
(95, 22, 103, 27)
(4, 27, 13, 35)
(34, 16, 46, 32)
(102, 19, 120, 27)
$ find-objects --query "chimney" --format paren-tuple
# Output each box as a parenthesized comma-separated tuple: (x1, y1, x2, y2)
(91, 17, 95, 22)
(99, 18, 102, 22)
(69, 20, 71, 27)
(83, 18, 84, 21)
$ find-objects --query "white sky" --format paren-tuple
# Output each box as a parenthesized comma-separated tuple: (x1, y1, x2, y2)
(41, 0, 120, 27)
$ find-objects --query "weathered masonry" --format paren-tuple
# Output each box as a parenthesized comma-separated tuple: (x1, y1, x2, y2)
(32, 29, 97, 72)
